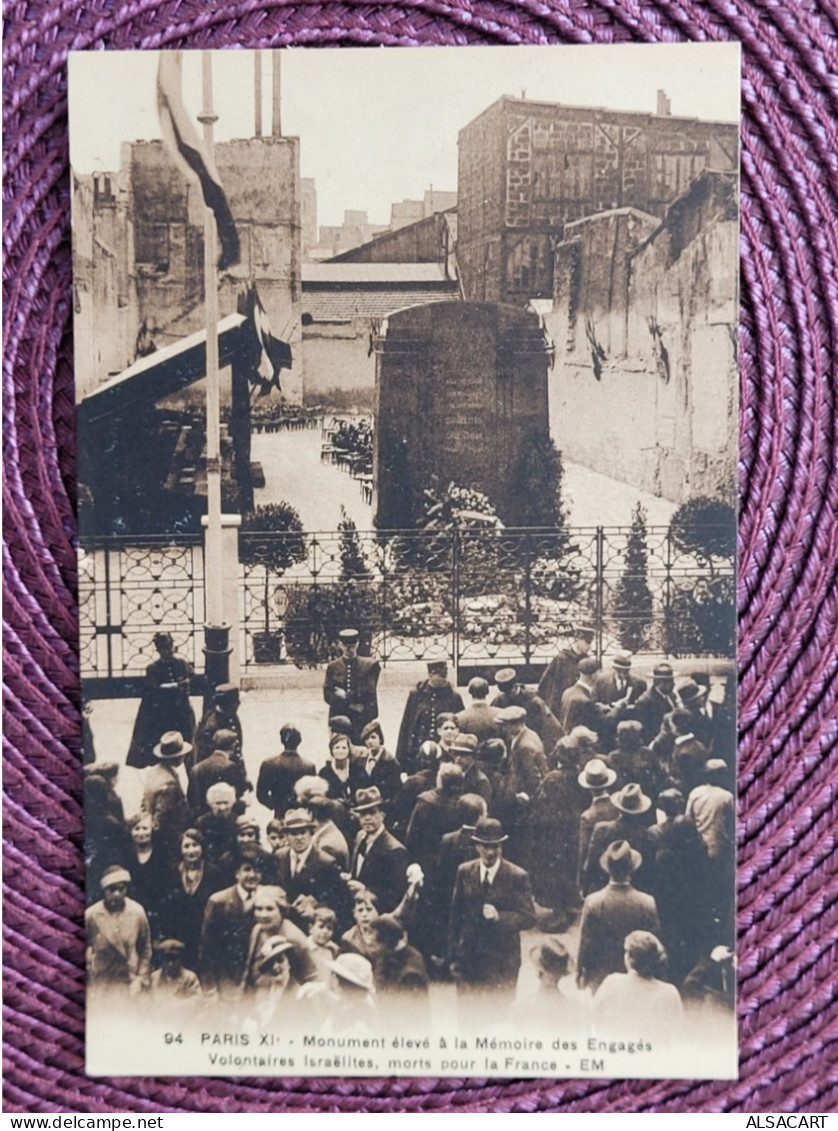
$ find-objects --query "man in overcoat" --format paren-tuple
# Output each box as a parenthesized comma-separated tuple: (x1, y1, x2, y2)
(256, 723, 316, 819)
(537, 624, 595, 720)
(323, 629, 381, 745)
(447, 817, 536, 1009)
(348, 786, 409, 913)
(576, 840, 661, 992)
(396, 660, 465, 774)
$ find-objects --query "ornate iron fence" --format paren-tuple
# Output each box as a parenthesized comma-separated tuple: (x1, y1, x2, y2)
(239, 525, 735, 672)
(78, 535, 205, 695)
(78, 526, 734, 690)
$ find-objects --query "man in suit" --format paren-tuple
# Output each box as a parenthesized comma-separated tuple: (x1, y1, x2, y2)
(592, 651, 647, 747)
(495, 706, 548, 802)
(577, 840, 661, 992)
(359, 719, 403, 804)
(559, 657, 602, 733)
(142, 731, 191, 857)
(348, 786, 409, 913)
(634, 663, 678, 744)
(576, 757, 619, 892)
(455, 677, 499, 744)
(187, 747, 248, 818)
(491, 668, 563, 753)
(323, 629, 381, 745)
(256, 724, 316, 819)
(447, 817, 536, 1009)
(581, 783, 656, 896)
(396, 661, 465, 774)
(198, 846, 264, 996)
(193, 684, 243, 770)
(537, 624, 595, 720)
(273, 808, 352, 931)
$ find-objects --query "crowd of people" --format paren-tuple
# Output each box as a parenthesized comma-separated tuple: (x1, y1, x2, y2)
(85, 626, 736, 1040)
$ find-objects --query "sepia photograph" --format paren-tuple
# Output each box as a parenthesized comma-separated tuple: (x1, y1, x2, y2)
(71, 42, 740, 1079)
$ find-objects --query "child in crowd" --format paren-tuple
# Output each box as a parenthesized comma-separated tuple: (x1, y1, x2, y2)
(306, 905, 339, 980)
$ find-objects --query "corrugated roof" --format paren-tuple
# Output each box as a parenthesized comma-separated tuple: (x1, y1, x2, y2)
(302, 262, 451, 284)
(302, 288, 459, 322)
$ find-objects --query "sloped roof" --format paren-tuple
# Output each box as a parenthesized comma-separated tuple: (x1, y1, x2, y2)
(303, 287, 459, 322)
(302, 262, 452, 285)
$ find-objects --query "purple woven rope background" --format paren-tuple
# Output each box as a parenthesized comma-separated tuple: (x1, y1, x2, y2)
(3, 1, 837, 1114)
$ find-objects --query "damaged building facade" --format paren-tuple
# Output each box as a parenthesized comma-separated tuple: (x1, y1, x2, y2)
(72, 134, 303, 403)
(456, 94, 738, 505)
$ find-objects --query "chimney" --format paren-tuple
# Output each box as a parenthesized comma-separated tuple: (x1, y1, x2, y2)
(656, 89, 671, 117)
(272, 51, 282, 138)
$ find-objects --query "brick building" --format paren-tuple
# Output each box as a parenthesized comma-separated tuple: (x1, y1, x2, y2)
(457, 95, 738, 305)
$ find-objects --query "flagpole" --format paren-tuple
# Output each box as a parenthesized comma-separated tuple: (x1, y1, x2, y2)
(199, 51, 228, 690)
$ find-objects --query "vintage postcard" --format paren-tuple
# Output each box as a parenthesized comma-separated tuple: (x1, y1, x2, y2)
(71, 42, 739, 1079)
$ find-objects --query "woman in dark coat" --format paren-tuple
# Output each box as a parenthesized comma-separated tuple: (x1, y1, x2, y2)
(125, 811, 175, 938)
(158, 828, 223, 971)
(126, 632, 195, 769)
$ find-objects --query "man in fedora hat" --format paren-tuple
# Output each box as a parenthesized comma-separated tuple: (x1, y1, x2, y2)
(349, 786, 409, 913)
(323, 629, 381, 745)
(577, 840, 661, 992)
(491, 668, 563, 753)
(447, 817, 536, 1007)
(127, 631, 195, 770)
(86, 866, 152, 995)
(576, 757, 619, 892)
(581, 782, 656, 897)
(634, 663, 678, 744)
(274, 808, 351, 931)
(396, 660, 465, 775)
(592, 651, 647, 747)
(142, 731, 191, 856)
(538, 624, 596, 720)
(199, 844, 264, 997)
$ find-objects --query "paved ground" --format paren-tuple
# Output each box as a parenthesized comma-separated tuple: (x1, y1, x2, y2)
(251, 427, 677, 531)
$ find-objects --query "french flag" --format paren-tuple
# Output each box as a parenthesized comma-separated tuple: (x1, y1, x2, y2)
(157, 51, 240, 271)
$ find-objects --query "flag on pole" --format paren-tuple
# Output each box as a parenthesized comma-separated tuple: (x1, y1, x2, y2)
(157, 51, 240, 271)
(240, 285, 293, 396)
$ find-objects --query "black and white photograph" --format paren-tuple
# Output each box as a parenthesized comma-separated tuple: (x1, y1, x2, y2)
(72, 42, 739, 1079)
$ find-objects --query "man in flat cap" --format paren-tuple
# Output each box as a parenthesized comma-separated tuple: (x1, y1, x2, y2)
(149, 939, 202, 1002)
(86, 866, 152, 996)
(559, 657, 602, 733)
(323, 629, 381, 745)
(194, 684, 243, 770)
(396, 660, 465, 775)
(447, 817, 536, 1010)
(537, 624, 596, 721)
(491, 668, 563, 753)
(495, 705, 549, 811)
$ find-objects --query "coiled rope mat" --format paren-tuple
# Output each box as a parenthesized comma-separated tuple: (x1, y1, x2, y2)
(3, 0, 837, 1114)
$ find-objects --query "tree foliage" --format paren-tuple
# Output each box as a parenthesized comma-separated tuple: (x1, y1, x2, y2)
(668, 497, 737, 564)
(612, 503, 654, 651)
